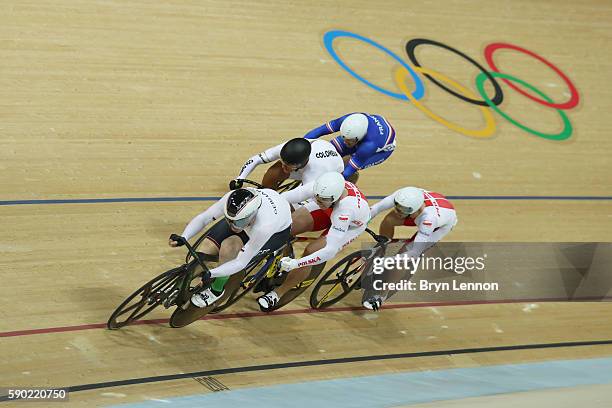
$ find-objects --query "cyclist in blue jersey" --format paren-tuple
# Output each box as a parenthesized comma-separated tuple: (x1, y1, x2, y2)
(303, 113, 397, 183)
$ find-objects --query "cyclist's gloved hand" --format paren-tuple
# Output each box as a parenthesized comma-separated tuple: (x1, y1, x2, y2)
(279, 257, 299, 272)
(229, 179, 243, 190)
(169, 234, 186, 247)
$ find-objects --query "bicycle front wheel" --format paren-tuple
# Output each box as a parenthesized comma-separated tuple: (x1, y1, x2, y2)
(107, 267, 183, 330)
(309, 250, 370, 309)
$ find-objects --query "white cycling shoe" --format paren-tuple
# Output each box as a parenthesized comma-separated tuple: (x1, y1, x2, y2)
(257, 290, 280, 312)
(191, 288, 224, 308)
(363, 296, 383, 311)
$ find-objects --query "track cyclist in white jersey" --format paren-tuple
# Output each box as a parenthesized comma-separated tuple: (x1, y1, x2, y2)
(256, 172, 370, 311)
(232, 137, 344, 190)
(169, 188, 292, 308)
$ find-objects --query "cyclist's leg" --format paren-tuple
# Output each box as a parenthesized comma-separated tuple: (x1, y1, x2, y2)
(358, 149, 393, 172)
(289, 207, 314, 236)
(262, 161, 290, 189)
(348, 148, 394, 185)
(204, 220, 249, 293)
(209, 235, 243, 293)
(289, 198, 333, 235)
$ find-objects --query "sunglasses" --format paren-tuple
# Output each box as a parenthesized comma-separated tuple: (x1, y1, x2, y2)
(281, 160, 306, 171)
(315, 195, 335, 207)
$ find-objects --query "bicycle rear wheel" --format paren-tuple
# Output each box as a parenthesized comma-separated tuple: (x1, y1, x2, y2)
(309, 250, 370, 309)
(107, 267, 183, 329)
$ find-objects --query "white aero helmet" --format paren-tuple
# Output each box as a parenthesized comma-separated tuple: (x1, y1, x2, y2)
(224, 188, 262, 229)
(340, 113, 368, 142)
(313, 172, 346, 203)
(394, 187, 425, 215)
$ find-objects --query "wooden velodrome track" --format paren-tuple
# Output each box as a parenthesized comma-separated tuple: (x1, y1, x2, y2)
(1, 1, 611, 406)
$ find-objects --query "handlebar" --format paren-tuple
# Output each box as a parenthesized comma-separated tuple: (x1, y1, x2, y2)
(169, 234, 210, 278)
(230, 178, 265, 190)
(365, 228, 391, 245)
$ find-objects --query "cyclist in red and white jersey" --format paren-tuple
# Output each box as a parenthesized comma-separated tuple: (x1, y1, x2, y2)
(365, 187, 458, 310)
(370, 187, 457, 243)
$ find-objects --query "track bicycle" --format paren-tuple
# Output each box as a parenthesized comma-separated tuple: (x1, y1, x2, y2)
(107, 179, 296, 329)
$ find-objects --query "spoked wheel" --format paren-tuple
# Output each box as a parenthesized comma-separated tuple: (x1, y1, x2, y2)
(107, 267, 184, 330)
(309, 250, 370, 309)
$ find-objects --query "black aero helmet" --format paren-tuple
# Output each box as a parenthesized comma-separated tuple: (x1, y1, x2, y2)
(280, 138, 312, 168)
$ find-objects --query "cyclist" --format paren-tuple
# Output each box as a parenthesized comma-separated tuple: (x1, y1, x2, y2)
(233, 137, 344, 190)
(364, 187, 458, 310)
(169, 188, 292, 308)
(256, 172, 370, 311)
(302, 112, 396, 183)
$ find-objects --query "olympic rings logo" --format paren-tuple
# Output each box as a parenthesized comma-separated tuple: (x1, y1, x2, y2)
(323, 30, 580, 140)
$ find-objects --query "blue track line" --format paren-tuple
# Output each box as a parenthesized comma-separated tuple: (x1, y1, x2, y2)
(1, 195, 611, 206)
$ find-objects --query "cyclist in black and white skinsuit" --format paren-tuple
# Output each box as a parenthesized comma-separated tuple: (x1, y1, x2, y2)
(169, 188, 292, 308)
(233, 138, 344, 189)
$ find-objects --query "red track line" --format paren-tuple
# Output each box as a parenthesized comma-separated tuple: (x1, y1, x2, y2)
(1, 297, 609, 338)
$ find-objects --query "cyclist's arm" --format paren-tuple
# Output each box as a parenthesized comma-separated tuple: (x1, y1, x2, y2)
(369, 190, 399, 219)
(303, 113, 352, 139)
(294, 212, 352, 267)
(236, 142, 283, 179)
(180, 193, 228, 241)
(342, 141, 376, 178)
(208, 228, 268, 278)
(280, 181, 314, 204)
